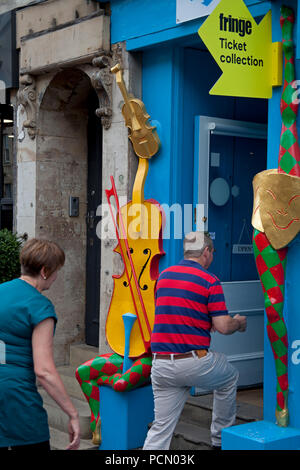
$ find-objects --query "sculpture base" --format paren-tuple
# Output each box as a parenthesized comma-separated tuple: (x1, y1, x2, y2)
(99, 384, 154, 450)
(222, 420, 300, 450)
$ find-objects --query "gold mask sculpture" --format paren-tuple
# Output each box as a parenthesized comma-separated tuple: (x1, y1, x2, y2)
(252, 169, 300, 249)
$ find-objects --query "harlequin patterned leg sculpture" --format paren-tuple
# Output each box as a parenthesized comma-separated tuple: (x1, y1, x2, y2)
(253, 230, 288, 426)
(278, 7, 300, 178)
(252, 6, 300, 427)
(75, 353, 152, 444)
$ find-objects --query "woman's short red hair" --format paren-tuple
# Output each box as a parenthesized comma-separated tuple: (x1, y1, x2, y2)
(20, 238, 65, 277)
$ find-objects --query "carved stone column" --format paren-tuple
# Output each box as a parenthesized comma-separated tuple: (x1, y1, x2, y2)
(91, 55, 113, 130)
(17, 74, 37, 140)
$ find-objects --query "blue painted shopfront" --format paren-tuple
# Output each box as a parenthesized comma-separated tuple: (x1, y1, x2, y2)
(99, 0, 300, 431)
(104, 0, 271, 270)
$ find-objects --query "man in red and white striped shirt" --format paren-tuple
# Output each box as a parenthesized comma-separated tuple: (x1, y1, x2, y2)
(143, 232, 247, 450)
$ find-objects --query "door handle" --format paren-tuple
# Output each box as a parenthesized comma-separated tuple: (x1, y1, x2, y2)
(86, 211, 95, 229)
(86, 211, 103, 230)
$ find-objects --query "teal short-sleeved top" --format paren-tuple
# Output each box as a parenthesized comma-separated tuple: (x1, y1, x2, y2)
(0, 278, 57, 447)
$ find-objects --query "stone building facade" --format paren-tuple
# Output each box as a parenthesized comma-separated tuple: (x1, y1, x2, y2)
(0, 0, 40, 15)
(10, 0, 141, 364)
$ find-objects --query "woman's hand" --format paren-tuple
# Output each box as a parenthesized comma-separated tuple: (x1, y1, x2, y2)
(67, 415, 81, 450)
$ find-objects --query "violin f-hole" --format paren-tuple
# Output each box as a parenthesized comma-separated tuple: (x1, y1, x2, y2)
(137, 248, 151, 291)
(123, 247, 134, 287)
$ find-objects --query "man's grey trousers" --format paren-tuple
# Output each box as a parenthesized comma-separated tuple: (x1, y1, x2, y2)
(143, 351, 239, 450)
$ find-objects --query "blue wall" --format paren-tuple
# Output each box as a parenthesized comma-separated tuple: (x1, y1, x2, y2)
(100, 0, 272, 48)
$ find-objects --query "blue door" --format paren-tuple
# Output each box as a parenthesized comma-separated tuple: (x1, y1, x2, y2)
(194, 116, 267, 388)
(209, 134, 266, 282)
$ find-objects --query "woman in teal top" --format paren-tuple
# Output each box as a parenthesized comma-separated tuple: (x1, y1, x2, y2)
(0, 238, 80, 450)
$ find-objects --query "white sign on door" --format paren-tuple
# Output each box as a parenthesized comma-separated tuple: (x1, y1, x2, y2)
(232, 244, 253, 255)
(176, 0, 221, 24)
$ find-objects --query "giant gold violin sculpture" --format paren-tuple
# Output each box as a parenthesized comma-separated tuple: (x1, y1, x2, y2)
(105, 64, 164, 357)
(76, 64, 164, 444)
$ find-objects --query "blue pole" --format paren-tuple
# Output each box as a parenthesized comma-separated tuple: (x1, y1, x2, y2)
(122, 313, 137, 373)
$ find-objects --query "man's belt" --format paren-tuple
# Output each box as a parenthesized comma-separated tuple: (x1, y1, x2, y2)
(153, 349, 208, 360)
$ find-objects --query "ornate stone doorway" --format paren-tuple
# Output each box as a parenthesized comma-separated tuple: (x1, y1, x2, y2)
(36, 68, 103, 357)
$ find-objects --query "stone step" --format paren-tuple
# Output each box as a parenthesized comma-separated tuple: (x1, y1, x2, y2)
(168, 393, 263, 450)
(49, 427, 97, 451)
(180, 401, 212, 428)
(39, 388, 92, 440)
(57, 365, 86, 401)
(180, 403, 248, 430)
(186, 394, 263, 422)
(70, 343, 99, 369)
(171, 422, 212, 450)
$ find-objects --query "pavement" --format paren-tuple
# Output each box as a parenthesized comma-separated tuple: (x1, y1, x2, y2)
(169, 387, 263, 450)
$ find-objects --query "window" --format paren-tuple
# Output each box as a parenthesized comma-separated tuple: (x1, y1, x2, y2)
(4, 183, 12, 198)
(0, 104, 14, 230)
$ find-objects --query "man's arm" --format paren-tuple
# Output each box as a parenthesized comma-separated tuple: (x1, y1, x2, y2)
(212, 314, 247, 335)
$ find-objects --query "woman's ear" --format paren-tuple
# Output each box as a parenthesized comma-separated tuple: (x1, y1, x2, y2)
(40, 266, 47, 280)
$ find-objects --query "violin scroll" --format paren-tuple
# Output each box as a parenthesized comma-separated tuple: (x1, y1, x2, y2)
(111, 63, 160, 159)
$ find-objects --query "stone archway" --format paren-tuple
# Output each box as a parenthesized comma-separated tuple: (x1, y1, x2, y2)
(36, 67, 102, 362)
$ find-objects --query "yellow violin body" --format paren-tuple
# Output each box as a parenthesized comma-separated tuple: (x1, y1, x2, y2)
(105, 198, 163, 357)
